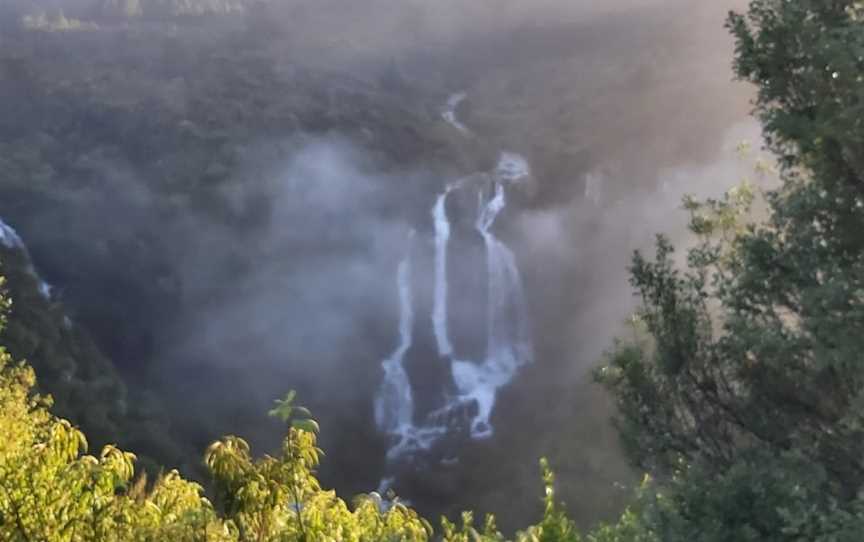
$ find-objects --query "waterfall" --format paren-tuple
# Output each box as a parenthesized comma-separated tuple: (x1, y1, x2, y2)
(585, 172, 603, 206)
(442, 92, 469, 134)
(451, 178, 533, 438)
(375, 239, 446, 461)
(376, 93, 533, 466)
(0, 217, 53, 299)
(374, 256, 415, 442)
(432, 190, 453, 358)
(496, 152, 531, 183)
(0, 218, 24, 250)
(378, 154, 533, 457)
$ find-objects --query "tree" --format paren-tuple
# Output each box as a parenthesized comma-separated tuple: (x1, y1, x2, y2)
(0, 334, 432, 541)
(0, 276, 230, 541)
(0, 271, 600, 541)
(595, 0, 864, 539)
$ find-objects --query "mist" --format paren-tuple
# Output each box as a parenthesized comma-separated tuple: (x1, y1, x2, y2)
(0, 0, 760, 531)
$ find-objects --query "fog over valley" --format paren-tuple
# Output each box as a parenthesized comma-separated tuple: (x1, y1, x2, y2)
(0, 0, 763, 531)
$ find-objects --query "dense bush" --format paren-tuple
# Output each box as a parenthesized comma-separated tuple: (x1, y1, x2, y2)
(595, 0, 864, 539)
(0, 278, 637, 540)
(3, 1, 864, 539)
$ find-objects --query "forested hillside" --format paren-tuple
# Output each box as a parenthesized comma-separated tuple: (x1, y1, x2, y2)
(2, 0, 864, 539)
(0, 0, 475, 482)
(0, 0, 637, 528)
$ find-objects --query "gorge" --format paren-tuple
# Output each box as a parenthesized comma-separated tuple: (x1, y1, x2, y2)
(0, 0, 753, 531)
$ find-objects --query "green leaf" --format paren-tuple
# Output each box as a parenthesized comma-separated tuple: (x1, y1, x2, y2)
(291, 419, 320, 434)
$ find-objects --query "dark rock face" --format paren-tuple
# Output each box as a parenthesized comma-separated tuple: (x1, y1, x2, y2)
(447, 228, 488, 363)
(444, 188, 489, 363)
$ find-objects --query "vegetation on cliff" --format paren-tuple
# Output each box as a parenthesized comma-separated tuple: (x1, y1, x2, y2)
(1, 0, 863, 539)
(0, 290, 625, 540)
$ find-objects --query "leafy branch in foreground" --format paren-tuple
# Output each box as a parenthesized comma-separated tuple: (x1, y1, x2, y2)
(0, 300, 598, 541)
(594, 1, 864, 539)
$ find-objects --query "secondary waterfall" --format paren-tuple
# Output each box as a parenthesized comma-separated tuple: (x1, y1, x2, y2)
(452, 176, 532, 438)
(0, 217, 53, 299)
(374, 256, 415, 449)
(441, 92, 469, 134)
(375, 236, 448, 461)
(0, 218, 25, 250)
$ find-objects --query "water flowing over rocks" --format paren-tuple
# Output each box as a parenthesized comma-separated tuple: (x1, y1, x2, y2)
(375, 94, 534, 487)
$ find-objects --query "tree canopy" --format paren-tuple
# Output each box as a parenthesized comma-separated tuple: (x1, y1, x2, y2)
(2, 0, 863, 540)
(595, 0, 864, 539)
(0, 273, 641, 541)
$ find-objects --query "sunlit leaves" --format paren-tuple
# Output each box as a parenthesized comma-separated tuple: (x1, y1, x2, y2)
(0, 326, 612, 542)
(267, 390, 298, 422)
(268, 390, 319, 435)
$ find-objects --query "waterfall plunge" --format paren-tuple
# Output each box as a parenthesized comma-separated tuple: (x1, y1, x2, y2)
(376, 152, 533, 460)
(375, 242, 446, 461)
(376, 92, 533, 469)
(374, 257, 415, 443)
(452, 178, 533, 438)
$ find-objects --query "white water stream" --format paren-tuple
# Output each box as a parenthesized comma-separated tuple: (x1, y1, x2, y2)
(0, 217, 53, 299)
(432, 191, 453, 358)
(375, 94, 533, 465)
(441, 92, 469, 134)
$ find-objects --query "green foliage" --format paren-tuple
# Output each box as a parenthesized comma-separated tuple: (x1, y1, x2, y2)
(519, 459, 581, 542)
(8, 1, 864, 539)
(439, 459, 581, 542)
(0, 251, 123, 441)
(0, 247, 192, 479)
(0, 286, 227, 541)
(0, 2, 471, 494)
(0, 336, 435, 540)
(727, 0, 864, 184)
(0, 283, 605, 541)
(595, 0, 864, 539)
(267, 390, 319, 434)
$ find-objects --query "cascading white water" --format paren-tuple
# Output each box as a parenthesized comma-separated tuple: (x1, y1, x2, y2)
(376, 92, 533, 465)
(442, 92, 469, 134)
(375, 239, 447, 461)
(0, 218, 24, 250)
(451, 168, 532, 439)
(496, 152, 531, 183)
(377, 157, 532, 459)
(432, 191, 453, 358)
(0, 217, 53, 299)
(374, 256, 415, 446)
